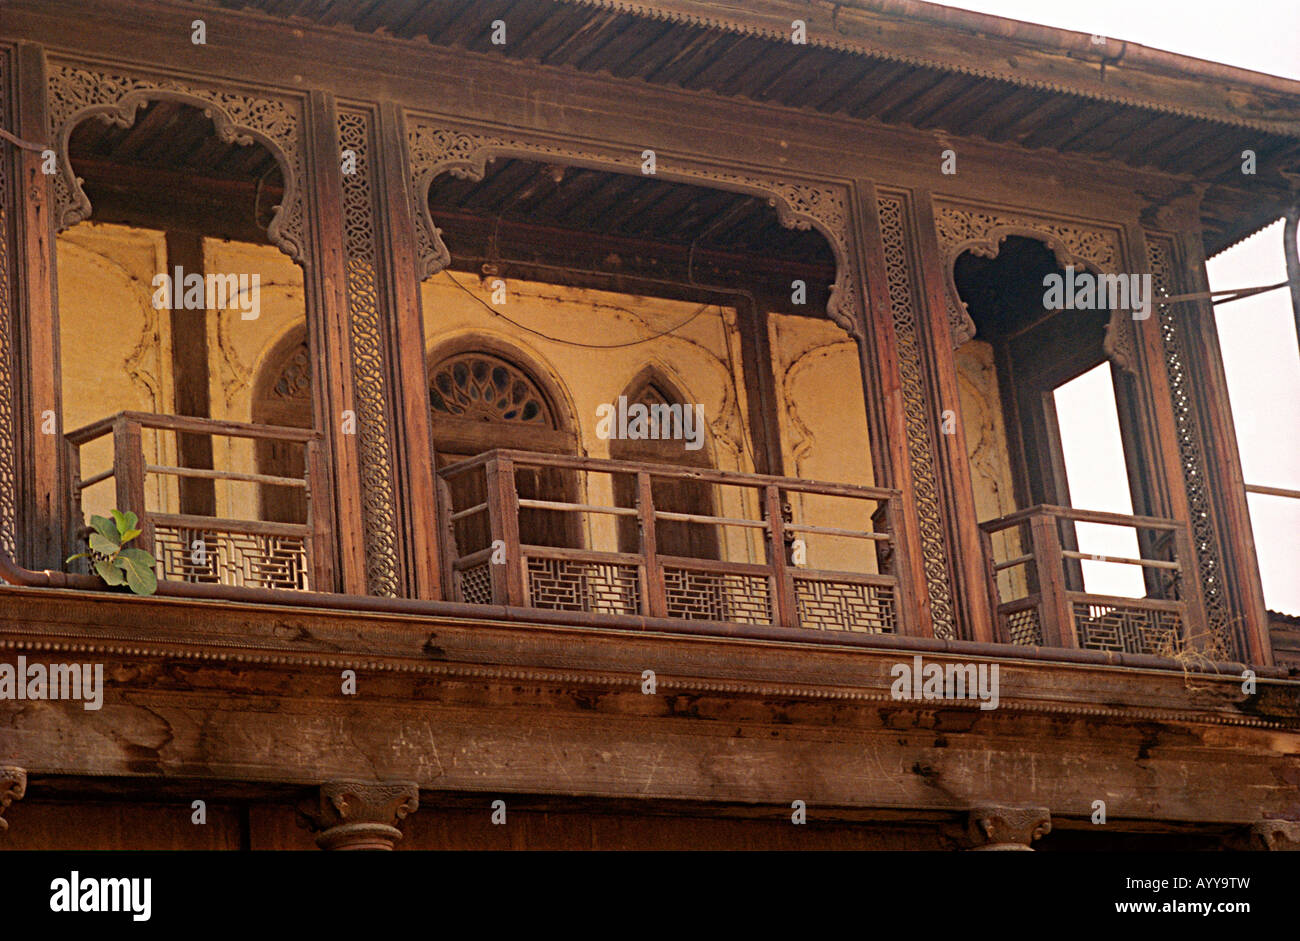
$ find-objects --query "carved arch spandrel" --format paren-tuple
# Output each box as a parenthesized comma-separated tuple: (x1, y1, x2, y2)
(46, 63, 307, 264)
(404, 121, 864, 342)
(932, 200, 1137, 374)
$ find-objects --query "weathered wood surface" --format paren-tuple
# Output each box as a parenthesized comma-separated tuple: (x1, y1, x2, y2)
(1, 588, 1296, 824)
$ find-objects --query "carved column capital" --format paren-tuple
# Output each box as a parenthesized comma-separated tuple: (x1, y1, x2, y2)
(1239, 820, 1300, 851)
(0, 766, 27, 832)
(966, 804, 1051, 851)
(297, 781, 419, 851)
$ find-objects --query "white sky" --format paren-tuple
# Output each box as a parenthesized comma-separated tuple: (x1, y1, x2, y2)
(937, 0, 1299, 612)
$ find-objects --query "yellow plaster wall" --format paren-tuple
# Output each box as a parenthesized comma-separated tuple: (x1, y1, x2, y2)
(768, 312, 877, 574)
(57, 222, 175, 524)
(419, 273, 761, 560)
(955, 339, 1025, 600)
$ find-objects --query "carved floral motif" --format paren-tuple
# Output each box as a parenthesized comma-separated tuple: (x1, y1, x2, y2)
(405, 122, 863, 340)
(932, 201, 1136, 373)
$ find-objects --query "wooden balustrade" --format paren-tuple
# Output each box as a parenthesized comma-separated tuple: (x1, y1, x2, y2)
(979, 505, 1209, 655)
(64, 411, 331, 591)
(437, 449, 907, 637)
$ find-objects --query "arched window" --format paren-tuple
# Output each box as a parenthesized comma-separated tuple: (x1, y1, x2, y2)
(429, 346, 580, 550)
(609, 371, 719, 560)
(252, 329, 312, 524)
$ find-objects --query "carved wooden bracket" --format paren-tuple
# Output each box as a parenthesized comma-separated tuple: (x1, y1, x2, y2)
(404, 120, 865, 341)
(0, 766, 27, 832)
(965, 804, 1052, 850)
(45, 62, 307, 264)
(932, 201, 1137, 374)
(297, 780, 420, 851)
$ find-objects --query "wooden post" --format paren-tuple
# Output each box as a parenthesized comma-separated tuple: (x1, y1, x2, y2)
(979, 528, 1007, 643)
(636, 471, 666, 618)
(112, 416, 151, 557)
(851, 182, 928, 638)
(305, 437, 332, 592)
(374, 102, 443, 600)
(13, 43, 65, 570)
(487, 455, 524, 607)
(764, 484, 798, 628)
(1030, 510, 1074, 648)
(304, 90, 366, 595)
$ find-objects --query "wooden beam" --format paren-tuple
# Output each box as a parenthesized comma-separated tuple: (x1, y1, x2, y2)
(162, 230, 216, 517)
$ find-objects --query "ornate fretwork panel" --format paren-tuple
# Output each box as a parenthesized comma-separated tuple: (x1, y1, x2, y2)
(0, 51, 20, 559)
(404, 121, 863, 340)
(931, 201, 1136, 372)
(429, 352, 552, 425)
(793, 576, 896, 633)
(1146, 235, 1233, 650)
(338, 107, 401, 597)
(876, 194, 956, 639)
(1072, 602, 1182, 655)
(154, 524, 309, 591)
(662, 565, 772, 624)
(45, 63, 306, 263)
(527, 556, 641, 616)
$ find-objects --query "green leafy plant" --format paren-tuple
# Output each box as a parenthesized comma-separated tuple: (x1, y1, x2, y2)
(67, 510, 158, 596)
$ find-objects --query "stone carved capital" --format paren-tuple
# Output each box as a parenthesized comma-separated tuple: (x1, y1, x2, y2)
(297, 781, 419, 851)
(966, 804, 1051, 851)
(1240, 820, 1300, 851)
(0, 766, 27, 832)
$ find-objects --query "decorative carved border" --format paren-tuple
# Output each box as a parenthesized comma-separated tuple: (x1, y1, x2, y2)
(337, 107, 400, 597)
(0, 50, 20, 560)
(46, 62, 306, 264)
(404, 120, 865, 341)
(877, 193, 956, 639)
(1145, 234, 1233, 652)
(932, 200, 1136, 373)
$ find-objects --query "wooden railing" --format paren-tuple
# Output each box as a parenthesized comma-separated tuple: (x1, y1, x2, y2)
(437, 449, 907, 635)
(65, 411, 331, 591)
(979, 505, 1208, 654)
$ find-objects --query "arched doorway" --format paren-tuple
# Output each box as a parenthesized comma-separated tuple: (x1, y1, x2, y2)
(428, 344, 581, 552)
(608, 369, 719, 560)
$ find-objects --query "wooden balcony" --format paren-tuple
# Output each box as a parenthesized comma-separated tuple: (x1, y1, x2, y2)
(64, 412, 331, 591)
(437, 450, 908, 636)
(979, 505, 1208, 654)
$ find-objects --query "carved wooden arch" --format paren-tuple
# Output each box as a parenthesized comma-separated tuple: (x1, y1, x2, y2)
(404, 120, 864, 342)
(932, 201, 1136, 373)
(46, 63, 307, 264)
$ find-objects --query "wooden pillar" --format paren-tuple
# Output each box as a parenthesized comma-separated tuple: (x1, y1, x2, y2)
(911, 189, 997, 644)
(163, 230, 216, 517)
(375, 102, 442, 600)
(735, 296, 785, 477)
(1172, 230, 1271, 664)
(850, 181, 935, 638)
(11, 43, 65, 569)
(303, 90, 367, 595)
